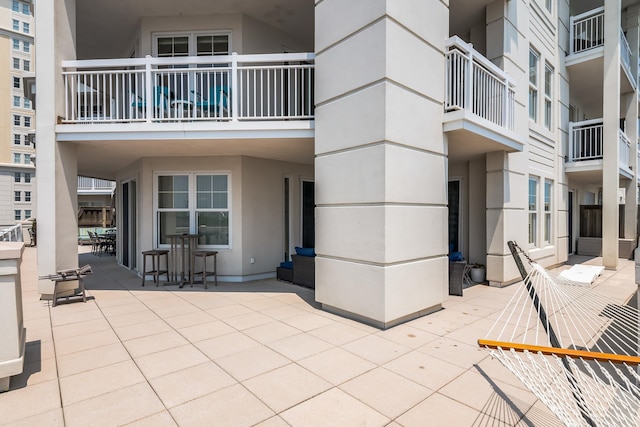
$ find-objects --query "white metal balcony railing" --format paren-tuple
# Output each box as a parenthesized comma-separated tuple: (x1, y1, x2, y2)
(77, 176, 115, 191)
(444, 36, 516, 131)
(570, 7, 604, 55)
(568, 119, 631, 168)
(569, 120, 603, 161)
(62, 53, 315, 124)
(619, 128, 631, 169)
(570, 7, 632, 75)
(0, 224, 23, 243)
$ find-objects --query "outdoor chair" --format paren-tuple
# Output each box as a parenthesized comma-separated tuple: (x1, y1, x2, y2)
(131, 86, 171, 118)
(191, 85, 229, 118)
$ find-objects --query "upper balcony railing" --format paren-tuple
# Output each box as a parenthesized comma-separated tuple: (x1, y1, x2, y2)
(570, 7, 604, 55)
(444, 36, 515, 131)
(62, 52, 315, 124)
(570, 7, 632, 78)
(568, 119, 631, 168)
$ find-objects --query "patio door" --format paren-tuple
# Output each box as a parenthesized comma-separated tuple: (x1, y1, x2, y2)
(121, 180, 137, 270)
(448, 179, 462, 253)
(301, 179, 315, 248)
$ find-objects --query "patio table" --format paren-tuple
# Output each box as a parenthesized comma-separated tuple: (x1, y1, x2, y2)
(166, 233, 200, 287)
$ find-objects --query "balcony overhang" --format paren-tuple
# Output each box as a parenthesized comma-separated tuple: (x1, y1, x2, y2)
(444, 110, 524, 161)
(57, 121, 314, 180)
(564, 160, 634, 182)
(56, 120, 314, 142)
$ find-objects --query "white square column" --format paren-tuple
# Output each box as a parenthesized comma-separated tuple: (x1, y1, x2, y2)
(35, 0, 80, 296)
(602, 0, 622, 268)
(314, 0, 449, 328)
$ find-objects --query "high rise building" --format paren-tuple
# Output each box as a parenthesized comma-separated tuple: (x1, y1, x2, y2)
(0, 0, 34, 228)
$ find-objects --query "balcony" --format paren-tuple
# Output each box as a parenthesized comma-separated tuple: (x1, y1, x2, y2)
(58, 52, 315, 179)
(61, 52, 314, 125)
(443, 37, 523, 161)
(567, 7, 635, 113)
(566, 119, 633, 179)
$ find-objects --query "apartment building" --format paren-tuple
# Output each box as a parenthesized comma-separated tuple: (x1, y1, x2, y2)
(0, 0, 34, 227)
(35, 0, 638, 328)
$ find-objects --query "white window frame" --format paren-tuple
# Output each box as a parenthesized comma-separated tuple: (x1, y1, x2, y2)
(13, 96, 21, 107)
(14, 191, 21, 202)
(529, 49, 539, 122)
(544, 63, 553, 130)
(152, 31, 232, 58)
(14, 210, 21, 221)
(12, 39, 20, 50)
(12, 19, 19, 31)
(13, 153, 20, 164)
(22, 22, 29, 34)
(14, 134, 20, 145)
(154, 171, 232, 249)
(12, 1, 19, 12)
(13, 58, 20, 69)
(529, 176, 539, 246)
(544, 180, 553, 245)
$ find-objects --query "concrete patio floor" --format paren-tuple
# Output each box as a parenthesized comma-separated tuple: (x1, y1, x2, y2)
(1, 246, 637, 426)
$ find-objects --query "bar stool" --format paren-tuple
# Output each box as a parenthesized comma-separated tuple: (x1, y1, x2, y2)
(191, 250, 218, 289)
(141, 249, 170, 287)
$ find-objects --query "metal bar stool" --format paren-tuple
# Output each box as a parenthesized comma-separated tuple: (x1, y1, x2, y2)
(141, 249, 170, 287)
(190, 250, 218, 289)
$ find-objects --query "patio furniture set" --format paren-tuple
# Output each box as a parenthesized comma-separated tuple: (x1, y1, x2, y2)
(141, 233, 218, 289)
(276, 247, 316, 289)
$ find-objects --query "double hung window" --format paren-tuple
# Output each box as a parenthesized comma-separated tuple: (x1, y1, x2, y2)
(529, 50, 539, 121)
(529, 177, 538, 245)
(156, 173, 230, 247)
(529, 176, 554, 247)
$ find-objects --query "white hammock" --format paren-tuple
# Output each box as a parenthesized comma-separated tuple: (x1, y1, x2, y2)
(479, 242, 640, 427)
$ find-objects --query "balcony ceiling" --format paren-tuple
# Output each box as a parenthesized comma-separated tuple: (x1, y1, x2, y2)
(76, 0, 314, 59)
(449, 0, 491, 38)
(571, 0, 638, 15)
(70, 136, 314, 180)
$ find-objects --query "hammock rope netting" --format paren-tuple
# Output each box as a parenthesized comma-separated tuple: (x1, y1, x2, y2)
(478, 241, 640, 427)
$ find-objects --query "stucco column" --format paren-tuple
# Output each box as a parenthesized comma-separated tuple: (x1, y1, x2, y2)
(624, 7, 639, 241)
(314, 0, 448, 327)
(36, 0, 79, 296)
(602, 0, 622, 268)
(484, 0, 529, 285)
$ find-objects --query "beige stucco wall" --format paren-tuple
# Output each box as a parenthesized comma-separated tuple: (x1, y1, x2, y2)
(135, 13, 309, 58)
(117, 155, 312, 280)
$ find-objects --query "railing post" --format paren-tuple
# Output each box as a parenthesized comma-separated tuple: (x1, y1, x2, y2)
(502, 82, 508, 128)
(569, 122, 575, 161)
(145, 55, 153, 123)
(464, 48, 473, 110)
(231, 52, 239, 122)
(569, 16, 575, 55)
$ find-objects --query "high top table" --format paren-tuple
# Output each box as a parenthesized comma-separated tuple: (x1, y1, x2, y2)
(166, 233, 200, 287)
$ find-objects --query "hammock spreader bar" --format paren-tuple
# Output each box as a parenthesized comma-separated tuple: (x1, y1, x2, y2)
(478, 339, 640, 366)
